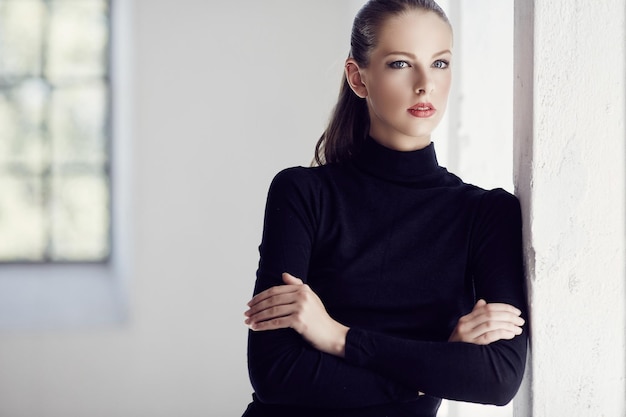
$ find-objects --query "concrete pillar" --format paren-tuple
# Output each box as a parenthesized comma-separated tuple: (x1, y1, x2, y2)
(514, 1, 626, 416)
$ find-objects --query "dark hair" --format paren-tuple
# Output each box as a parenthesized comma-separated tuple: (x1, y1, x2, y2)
(314, 0, 450, 165)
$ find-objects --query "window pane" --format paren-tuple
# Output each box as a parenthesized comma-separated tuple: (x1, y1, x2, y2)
(0, 175, 46, 261)
(47, 0, 109, 82)
(50, 82, 108, 166)
(51, 174, 109, 261)
(0, 0, 45, 79)
(0, 79, 49, 174)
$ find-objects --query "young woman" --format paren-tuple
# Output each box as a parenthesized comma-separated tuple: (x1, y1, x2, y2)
(242, 1, 527, 416)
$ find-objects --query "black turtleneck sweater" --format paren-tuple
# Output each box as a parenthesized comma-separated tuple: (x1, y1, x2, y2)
(243, 138, 527, 417)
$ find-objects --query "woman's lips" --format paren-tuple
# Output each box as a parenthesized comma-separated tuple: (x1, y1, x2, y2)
(408, 102, 436, 118)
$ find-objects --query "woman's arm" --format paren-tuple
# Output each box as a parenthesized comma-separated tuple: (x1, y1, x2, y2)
(247, 277, 524, 352)
(248, 188, 528, 406)
(247, 279, 526, 406)
(245, 168, 418, 408)
(341, 190, 528, 405)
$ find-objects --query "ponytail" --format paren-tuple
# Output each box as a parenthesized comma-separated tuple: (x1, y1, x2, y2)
(314, 74, 369, 165)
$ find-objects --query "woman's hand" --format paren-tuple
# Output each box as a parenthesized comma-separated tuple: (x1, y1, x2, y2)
(244, 273, 349, 357)
(449, 299, 525, 345)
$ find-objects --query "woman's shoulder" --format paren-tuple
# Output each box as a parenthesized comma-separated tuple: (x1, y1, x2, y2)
(270, 165, 325, 185)
(480, 187, 520, 210)
(457, 179, 519, 205)
(266, 165, 338, 203)
(450, 180, 521, 221)
(469, 187, 522, 225)
(269, 163, 342, 188)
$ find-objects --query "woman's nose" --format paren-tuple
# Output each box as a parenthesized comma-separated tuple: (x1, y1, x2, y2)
(414, 69, 434, 95)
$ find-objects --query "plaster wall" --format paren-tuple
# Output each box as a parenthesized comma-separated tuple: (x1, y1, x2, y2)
(514, 1, 626, 415)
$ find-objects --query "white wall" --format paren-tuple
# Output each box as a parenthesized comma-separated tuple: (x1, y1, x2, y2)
(514, 1, 626, 415)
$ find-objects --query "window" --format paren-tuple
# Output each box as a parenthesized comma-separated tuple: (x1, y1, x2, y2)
(0, 0, 111, 262)
(0, 0, 127, 329)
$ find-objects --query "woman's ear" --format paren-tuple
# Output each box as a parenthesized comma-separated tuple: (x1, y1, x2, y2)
(345, 59, 368, 99)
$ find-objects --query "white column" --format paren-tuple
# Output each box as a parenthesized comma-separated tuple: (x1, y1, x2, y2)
(514, 1, 626, 416)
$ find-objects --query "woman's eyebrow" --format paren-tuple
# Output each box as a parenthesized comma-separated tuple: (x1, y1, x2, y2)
(383, 49, 452, 59)
(433, 49, 452, 57)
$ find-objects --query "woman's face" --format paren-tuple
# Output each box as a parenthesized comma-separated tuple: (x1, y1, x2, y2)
(350, 9, 453, 151)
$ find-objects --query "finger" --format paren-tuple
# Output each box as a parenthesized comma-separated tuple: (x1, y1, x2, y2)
(464, 305, 522, 324)
(473, 328, 522, 345)
(478, 302, 522, 316)
(245, 292, 299, 317)
(248, 315, 295, 331)
(245, 304, 297, 327)
(470, 310, 525, 327)
(474, 319, 524, 335)
(282, 272, 304, 285)
(457, 315, 524, 338)
(466, 321, 524, 341)
(247, 284, 300, 307)
(457, 305, 524, 329)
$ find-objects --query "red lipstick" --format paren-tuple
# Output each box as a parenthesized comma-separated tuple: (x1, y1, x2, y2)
(408, 102, 436, 118)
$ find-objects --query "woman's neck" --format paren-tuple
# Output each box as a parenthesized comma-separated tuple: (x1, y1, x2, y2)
(368, 132, 431, 152)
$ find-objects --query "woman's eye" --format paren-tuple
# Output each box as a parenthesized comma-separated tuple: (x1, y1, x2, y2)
(388, 61, 409, 69)
(433, 59, 449, 69)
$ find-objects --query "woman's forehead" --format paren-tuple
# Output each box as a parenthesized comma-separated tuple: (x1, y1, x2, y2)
(374, 9, 453, 55)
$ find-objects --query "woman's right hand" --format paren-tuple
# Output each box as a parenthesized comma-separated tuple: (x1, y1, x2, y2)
(448, 299, 525, 345)
(244, 273, 350, 357)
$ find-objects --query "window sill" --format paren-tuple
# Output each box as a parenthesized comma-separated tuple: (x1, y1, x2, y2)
(0, 262, 129, 330)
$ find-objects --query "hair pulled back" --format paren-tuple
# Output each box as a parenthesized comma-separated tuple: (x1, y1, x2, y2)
(314, 0, 450, 165)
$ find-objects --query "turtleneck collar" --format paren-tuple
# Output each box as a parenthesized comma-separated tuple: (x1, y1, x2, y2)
(352, 136, 445, 184)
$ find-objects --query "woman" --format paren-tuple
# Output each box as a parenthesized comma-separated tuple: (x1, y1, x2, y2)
(243, 1, 527, 416)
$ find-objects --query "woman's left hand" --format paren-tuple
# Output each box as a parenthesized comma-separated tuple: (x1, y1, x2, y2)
(448, 299, 525, 345)
(244, 273, 349, 357)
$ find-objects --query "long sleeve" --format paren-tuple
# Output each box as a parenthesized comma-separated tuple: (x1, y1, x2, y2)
(246, 168, 417, 409)
(245, 139, 529, 415)
(343, 190, 527, 405)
